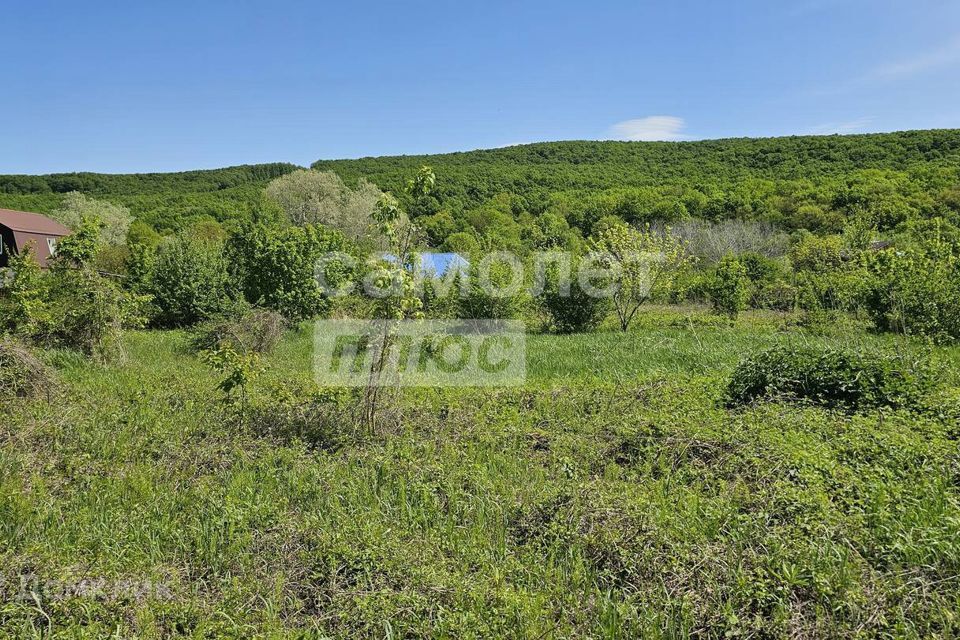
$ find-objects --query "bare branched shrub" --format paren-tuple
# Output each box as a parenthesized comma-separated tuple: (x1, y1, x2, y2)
(191, 308, 285, 355)
(247, 384, 353, 450)
(661, 220, 790, 263)
(0, 338, 55, 401)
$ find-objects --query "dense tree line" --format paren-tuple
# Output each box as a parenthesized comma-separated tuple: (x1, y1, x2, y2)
(0, 164, 297, 232)
(1, 130, 959, 246)
(312, 129, 960, 211)
(0, 163, 298, 196)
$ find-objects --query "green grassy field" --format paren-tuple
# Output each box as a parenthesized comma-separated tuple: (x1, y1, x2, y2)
(2, 312, 959, 638)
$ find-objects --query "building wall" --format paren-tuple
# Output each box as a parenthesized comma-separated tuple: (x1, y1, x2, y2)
(8, 230, 64, 267)
(0, 228, 16, 268)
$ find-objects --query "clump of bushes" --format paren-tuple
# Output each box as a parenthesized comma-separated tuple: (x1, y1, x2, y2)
(458, 261, 528, 320)
(1, 221, 148, 361)
(753, 280, 796, 311)
(226, 222, 349, 323)
(863, 243, 960, 344)
(725, 344, 933, 411)
(419, 275, 463, 319)
(191, 307, 285, 355)
(788, 231, 869, 316)
(540, 259, 611, 333)
(47, 267, 147, 360)
(0, 338, 55, 401)
(708, 255, 750, 318)
(139, 233, 238, 328)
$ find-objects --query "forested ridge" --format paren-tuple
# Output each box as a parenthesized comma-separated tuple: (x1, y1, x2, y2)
(0, 162, 298, 196)
(0, 163, 299, 231)
(2, 130, 959, 237)
(313, 129, 960, 202)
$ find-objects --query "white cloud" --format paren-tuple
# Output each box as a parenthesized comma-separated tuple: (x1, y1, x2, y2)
(870, 36, 960, 80)
(609, 116, 688, 141)
(806, 117, 874, 136)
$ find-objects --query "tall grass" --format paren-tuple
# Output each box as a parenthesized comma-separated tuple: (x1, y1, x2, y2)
(1, 311, 958, 637)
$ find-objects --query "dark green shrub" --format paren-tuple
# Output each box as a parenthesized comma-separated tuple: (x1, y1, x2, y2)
(458, 261, 528, 320)
(790, 233, 870, 314)
(540, 261, 611, 333)
(863, 244, 960, 343)
(146, 235, 237, 328)
(226, 223, 348, 323)
(419, 275, 463, 319)
(739, 252, 784, 286)
(754, 281, 796, 311)
(789, 233, 845, 273)
(667, 268, 711, 304)
(725, 344, 933, 411)
(739, 252, 791, 308)
(708, 255, 750, 318)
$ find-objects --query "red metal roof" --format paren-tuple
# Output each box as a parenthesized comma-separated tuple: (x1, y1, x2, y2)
(0, 208, 71, 236)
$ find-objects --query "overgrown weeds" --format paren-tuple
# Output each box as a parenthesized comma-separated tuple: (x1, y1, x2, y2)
(246, 382, 354, 450)
(0, 337, 55, 401)
(191, 307, 285, 355)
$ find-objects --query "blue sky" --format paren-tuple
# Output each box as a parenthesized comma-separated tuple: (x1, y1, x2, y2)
(2, 0, 959, 174)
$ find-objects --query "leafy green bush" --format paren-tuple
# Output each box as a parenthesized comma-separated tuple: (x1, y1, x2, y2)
(145, 234, 238, 328)
(200, 343, 263, 412)
(0, 247, 49, 336)
(753, 281, 796, 311)
(458, 261, 528, 320)
(738, 252, 792, 308)
(708, 255, 750, 318)
(47, 267, 148, 360)
(789, 232, 870, 315)
(739, 251, 785, 285)
(667, 268, 711, 304)
(419, 275, 463, 319)
(863, 243, 960, 343)
(540, 260, 611, 333)
(2, 227, 147, 361)
(789, 233, 845, 273)
(226, 223, 348, 323)
(725, 344, 933, 411)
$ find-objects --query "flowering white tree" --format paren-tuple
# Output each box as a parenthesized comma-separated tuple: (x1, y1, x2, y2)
(52, 192, 134, 247)
(266, 169, 384, 243)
